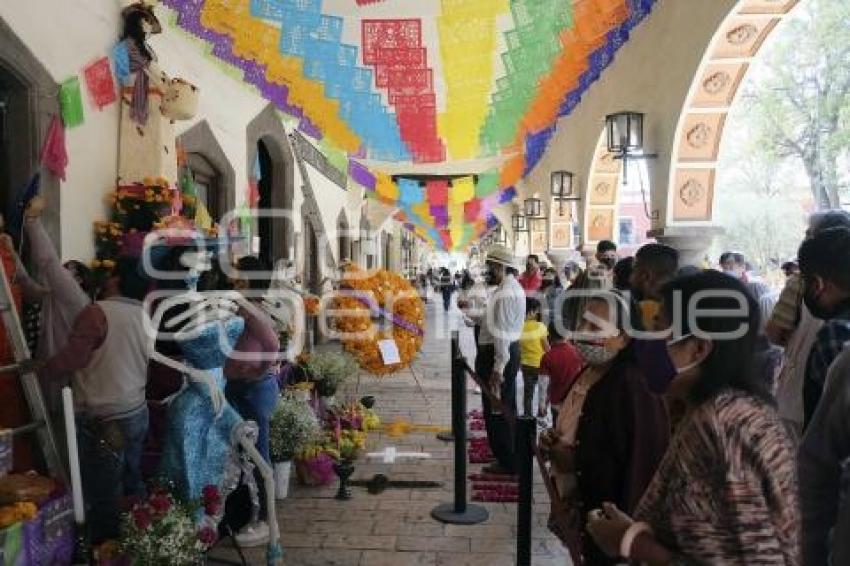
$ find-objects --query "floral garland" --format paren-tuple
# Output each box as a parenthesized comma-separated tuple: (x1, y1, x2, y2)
(331, 263, 425, 376)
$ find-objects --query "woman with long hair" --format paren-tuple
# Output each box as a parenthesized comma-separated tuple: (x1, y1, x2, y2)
(587, 271, 799, 565)
(541, 290, 669, 564)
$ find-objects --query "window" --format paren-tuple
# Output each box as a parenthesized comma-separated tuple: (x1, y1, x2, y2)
(619, 217, 636, 245)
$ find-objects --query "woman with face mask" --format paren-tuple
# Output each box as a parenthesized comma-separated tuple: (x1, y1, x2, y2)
(540, 291, 669, 565)
(587, 271, 800, 565)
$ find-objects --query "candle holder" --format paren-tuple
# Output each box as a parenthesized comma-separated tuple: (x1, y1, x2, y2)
(333, 459, 355, 500)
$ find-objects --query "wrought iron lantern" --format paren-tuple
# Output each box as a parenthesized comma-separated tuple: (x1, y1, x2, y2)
(523, 197, 543, 218)
(511, 212, 528, 233)
(605, 111, 656, 184)
(551, 170, 579, 216)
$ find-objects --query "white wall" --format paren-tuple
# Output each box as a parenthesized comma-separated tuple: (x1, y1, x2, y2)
(0, 1, 371, 263)
(524, 0, 737, 231)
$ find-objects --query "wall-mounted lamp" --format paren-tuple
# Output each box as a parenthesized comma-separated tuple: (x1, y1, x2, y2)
(511, 213, 528, 233)
(523, 197, 543, 218)
(605, 111, 657, 184)
(551, 170, 580, 216)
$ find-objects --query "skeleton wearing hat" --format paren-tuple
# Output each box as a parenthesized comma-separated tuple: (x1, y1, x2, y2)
(113, 0, 198, 188)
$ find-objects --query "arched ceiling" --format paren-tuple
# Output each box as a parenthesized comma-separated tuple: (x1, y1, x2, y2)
(161, 0, 658, 249)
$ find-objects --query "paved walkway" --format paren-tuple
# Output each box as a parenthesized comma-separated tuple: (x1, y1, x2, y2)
(212, 298, 571, 565)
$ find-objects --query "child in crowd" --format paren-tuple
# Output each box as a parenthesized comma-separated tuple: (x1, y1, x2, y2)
(539, 323, 584, 422)
(519, 297, 549, 417)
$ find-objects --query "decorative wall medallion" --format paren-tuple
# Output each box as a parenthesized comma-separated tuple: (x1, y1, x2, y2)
(686, 123, 712, 149)
(588, 208, 615, 242)
(532, 231, 547, 252)
(702, 71, 730, 95)
(679, 178, 705, 207)
(672, 169, 715, 221)
(551, 223, 571, 248)
(594, 181, 611, 198)
(727, 24, 758, 45)
(596, 148, 621, 174)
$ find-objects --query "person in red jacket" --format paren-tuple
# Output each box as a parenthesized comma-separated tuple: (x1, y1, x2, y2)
(538, 323, 583, 422)
(518, 254, 542, 294)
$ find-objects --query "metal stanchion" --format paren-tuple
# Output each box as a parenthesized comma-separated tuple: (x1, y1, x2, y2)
(431, 332, 489, 525)
(515, 416, 536, 566)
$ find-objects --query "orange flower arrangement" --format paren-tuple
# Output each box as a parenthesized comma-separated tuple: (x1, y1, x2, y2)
(331, 263, 425, 376)
(303, 295, 321, 316)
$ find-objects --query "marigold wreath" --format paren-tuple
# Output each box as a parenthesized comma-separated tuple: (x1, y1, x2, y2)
(331, 263, 425, 375)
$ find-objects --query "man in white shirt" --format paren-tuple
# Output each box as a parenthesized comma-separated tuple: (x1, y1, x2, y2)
(474, 245, 526, 474)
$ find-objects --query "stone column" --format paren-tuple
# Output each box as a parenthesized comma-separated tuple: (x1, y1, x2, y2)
(647, 226, 724, 267)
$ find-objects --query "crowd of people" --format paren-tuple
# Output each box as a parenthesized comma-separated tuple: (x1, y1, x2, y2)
(436, 210, 850, 565)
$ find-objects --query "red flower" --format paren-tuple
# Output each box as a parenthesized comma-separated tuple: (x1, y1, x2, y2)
(132, 506, 152, 530)
(148, 494, 171, 515)
(197, 526, 217, 546)
(201, 485, 221, 505)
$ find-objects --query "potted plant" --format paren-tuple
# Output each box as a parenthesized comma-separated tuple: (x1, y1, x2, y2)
(269, 394, 320, 499)
(305, 351, 358, 401)
(119, 484, 220, 565)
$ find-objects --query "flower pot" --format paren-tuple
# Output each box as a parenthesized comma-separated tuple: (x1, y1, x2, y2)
(274, 461, 292, 499)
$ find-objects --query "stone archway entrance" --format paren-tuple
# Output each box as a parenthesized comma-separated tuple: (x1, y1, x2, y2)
(247, 105, 295, 266)
(657, 0, 802, 263)
(337, 211, 350, 263)
(0, 18, 60, 251)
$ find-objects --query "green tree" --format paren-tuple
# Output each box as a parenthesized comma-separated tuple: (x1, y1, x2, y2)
(743, 0, 850, 209)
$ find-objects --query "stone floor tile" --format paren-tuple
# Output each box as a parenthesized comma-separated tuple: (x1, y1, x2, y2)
(323, 534, 397, 551)
(372, 519, 445, 537)
(360, 550, 437, 566)
(283, 548, 363, 566)
(310, 519, 376, 535)
(445, 523, 514, 539)
(435, 552, 515, 566)
(396, 536, 471, 553)
(280, 532, 327, 549)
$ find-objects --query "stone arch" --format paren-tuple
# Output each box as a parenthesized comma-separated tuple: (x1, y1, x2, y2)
(336, 209, 350, 263)
(0, 18, 60, 251)
(177, 119, 235, 222)
(666, 0, 801, 226)
(582, 131, 624, 249)
(246, 104, 295, 263)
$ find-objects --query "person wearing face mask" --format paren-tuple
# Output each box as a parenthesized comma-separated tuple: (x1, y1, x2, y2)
(596, 240, 618, 272)
(627, 244, 680, 396)
(475, 245, 525, 475)
(767, 211, 850, 439)
(518, 254, 543, 294)
(586, 270, 799, 565)
(719, 251, 746, 279)
(795, 226, 850, 429)
(540, 291, 668, 565)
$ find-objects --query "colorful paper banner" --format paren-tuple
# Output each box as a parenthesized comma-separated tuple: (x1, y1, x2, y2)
(59, 77, 84, 128)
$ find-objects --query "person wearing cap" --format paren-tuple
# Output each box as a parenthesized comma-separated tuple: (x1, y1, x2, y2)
(475, 245, 525, 474)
